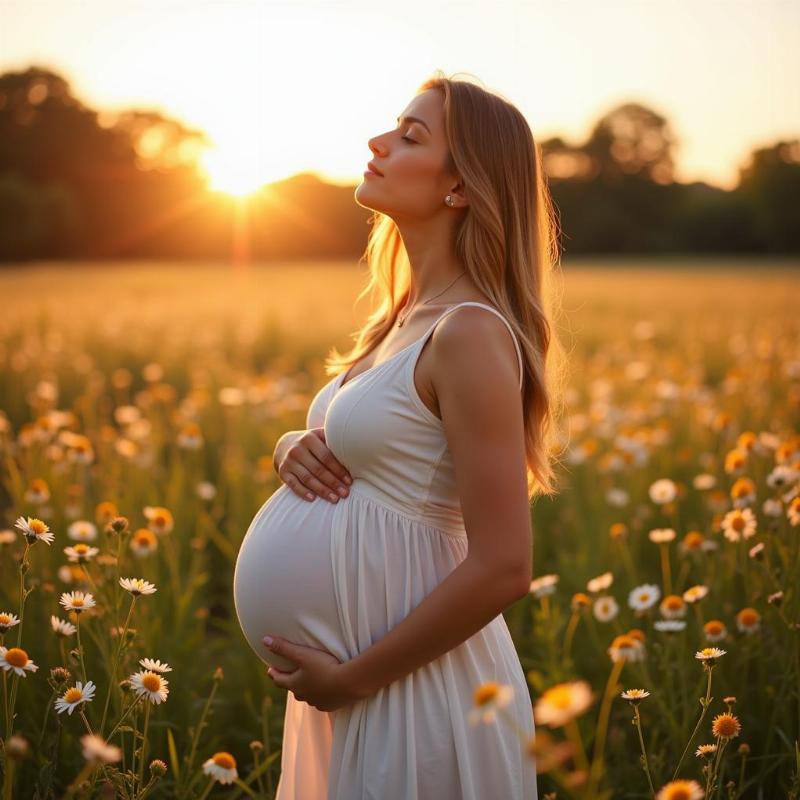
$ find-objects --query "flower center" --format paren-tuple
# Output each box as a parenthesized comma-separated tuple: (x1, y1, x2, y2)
(5, 648, 28, 667)
(474, 682, 499, 706)
(142, 673, 161, 692)
(213, 752, 236, 769)
(64, 687, 83, 703)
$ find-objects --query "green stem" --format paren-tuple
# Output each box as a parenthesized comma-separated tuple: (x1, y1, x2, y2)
(673, 664, 714, 779)
(15, 544, 30, 647)
(182, 677, 221, 796)
(106, 693, 144, 741)
(75, 615, 88, 685)
(137, 701, 151, 790)
(100, 596, 137, 737)
(633, 705, 656, 798)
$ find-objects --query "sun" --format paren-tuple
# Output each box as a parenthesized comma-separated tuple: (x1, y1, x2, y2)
(200, 147, 266, 197)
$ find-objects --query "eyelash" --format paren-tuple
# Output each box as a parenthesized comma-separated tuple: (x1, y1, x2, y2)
(401, 135, 417, 144)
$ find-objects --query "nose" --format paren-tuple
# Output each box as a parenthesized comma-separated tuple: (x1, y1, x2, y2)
(368, 136, 388, 157)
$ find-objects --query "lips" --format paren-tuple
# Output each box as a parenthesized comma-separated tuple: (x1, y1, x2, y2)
(367, 162, 384, 176)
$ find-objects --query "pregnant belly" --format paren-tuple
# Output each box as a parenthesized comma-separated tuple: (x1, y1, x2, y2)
(233, 484, 347, 672)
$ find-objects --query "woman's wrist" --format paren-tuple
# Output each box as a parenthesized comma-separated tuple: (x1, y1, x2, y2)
(337, 657, 375, 702)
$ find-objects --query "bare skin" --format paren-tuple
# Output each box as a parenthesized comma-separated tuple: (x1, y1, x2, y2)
(264, 88, 532, 711)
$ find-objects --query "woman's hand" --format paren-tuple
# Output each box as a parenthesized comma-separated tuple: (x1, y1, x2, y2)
(262, 635, 361, 712)
(273, 428, 353, 503)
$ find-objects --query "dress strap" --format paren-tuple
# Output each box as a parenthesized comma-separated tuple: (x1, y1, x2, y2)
(418, 301, 524, 391)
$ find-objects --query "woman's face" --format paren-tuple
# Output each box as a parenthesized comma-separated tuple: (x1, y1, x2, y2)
(355, 88, 457, 220)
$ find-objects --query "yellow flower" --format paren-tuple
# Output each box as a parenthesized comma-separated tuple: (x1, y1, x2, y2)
(129, 528, 158, 558)
(202, 751, 238, 784)
(534, 681, 593, 727)
(736, 607, 761, 634)
(695, 743, 717, 759)
(608, 634, 644, 663)
(143, 506, 174, 535)
(13, 516, 54, 546)
(659, 594, 687, 619)
(695, 648, 726, 666)
(570, 592, 591, 611)
(129, 670, 169, 704)
(64, 543, 99, 563)
(59, 591, 96, 614)
(469, 681, 515, 725)
(682, 585, 708, 604)
(0, 647, 39, 677)
(703, 619, 727, 643)
(55, 680, 96, 715)
(620, 688, 650, 705)
(722, 508, 757, 542)
(0, 612, 21, 633)
(655, 779, 704, 800)
(712, 712, 741, 739)
(119, 577, 157, 596)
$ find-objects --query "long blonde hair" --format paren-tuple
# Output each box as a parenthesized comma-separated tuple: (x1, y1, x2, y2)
(327, 71, 569, 500)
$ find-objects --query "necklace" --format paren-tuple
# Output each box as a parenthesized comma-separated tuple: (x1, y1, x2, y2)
(396, 271, 467, 327)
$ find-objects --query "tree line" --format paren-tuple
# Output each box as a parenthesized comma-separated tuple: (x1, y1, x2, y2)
(0, 66, 798, 263)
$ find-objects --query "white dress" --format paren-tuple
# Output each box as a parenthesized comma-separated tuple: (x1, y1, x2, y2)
(233, 301, 538, 799)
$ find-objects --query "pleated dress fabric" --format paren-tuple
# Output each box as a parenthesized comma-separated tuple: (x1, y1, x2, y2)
(273, 301, 538, 799)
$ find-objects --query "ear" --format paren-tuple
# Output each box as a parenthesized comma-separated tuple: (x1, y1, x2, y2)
(448, 181, 469, 209)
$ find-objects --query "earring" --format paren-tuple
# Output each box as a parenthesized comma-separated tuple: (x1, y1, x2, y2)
(446, 195, 453, 206)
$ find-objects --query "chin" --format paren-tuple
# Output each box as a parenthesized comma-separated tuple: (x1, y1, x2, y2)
(353, 183, 386, 214)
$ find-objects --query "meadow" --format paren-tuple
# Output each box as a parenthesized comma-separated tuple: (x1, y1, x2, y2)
(0, 258, 798, 799)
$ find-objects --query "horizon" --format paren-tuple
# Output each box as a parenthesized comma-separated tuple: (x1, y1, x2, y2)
(1, 0, 798, 197)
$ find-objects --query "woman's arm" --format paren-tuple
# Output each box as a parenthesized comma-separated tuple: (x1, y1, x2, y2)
(340, 308, 533, 700)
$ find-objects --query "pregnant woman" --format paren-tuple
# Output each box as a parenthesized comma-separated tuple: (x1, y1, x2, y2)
(233, 72, 564, 799)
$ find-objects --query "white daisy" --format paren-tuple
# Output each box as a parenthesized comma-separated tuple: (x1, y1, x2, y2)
(13, 516, 55, 546)
(129, 670, 169, 704)
(692, 473, 716, 490)
(59, 591, 96, 614)
(139, 658, 173, 674)
(202, 751, 238, 784)
(55, 680, 96, 715)
(119, 577, 157, 596)
(592, 595, 619, 623)
(648, 528, 676, 544)
(81, 733, 122, 764)
(64, 544, 100, 563)
(468, 681, 515, 725)
(50, 615, 77, 637)
(722, 507, 757, 542)
(628, 584, 661, 612)
(620, 688, 650, 704)
(528, 574, 559, 598)
(683, 585, 709, 604)
(534, 681, 594, 727)
(695, 647, 726, 665)
(0, 646, 39, 676)
(648, 479, 677, 504)
(587, 571, 614, 593)
(0, 612, 21, 633)
(654, 619, 686, 633)
(67, 520, 98, 542)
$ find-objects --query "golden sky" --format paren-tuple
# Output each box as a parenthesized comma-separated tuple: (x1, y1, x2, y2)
(1, 0, 798, 194)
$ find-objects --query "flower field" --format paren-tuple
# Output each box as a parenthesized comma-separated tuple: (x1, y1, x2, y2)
(0, 259, 798, 798)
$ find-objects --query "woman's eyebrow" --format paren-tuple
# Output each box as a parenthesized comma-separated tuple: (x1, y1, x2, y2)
(396, 115, 431, 134)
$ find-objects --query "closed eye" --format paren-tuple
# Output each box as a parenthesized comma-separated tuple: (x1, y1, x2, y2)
(401, 135, 417, 144)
